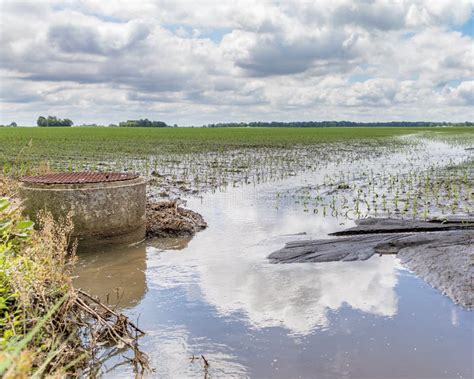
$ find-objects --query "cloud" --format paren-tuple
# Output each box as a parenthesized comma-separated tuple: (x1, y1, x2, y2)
(227, 27, 361, 77)
(48, 18, 151, 55)
(444, 81, 474, 106)
(406, 0, 472, 27)
(332, 1, 407, 31)
(0, 0, 473, 124)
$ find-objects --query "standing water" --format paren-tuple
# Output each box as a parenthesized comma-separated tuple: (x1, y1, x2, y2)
(75, 137, 473, 378)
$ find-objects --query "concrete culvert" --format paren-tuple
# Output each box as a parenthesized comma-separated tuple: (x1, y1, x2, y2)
(19, 172, 146, 250)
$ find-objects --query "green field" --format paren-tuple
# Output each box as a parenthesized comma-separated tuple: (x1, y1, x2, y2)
(1, 126, 471, 158)
(0, 125, 473, 266)
(0, 126, 472, 194)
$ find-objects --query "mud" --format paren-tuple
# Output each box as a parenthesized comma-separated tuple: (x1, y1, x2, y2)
(330, 217, 474, 236)
(384, 232, 473, 308)
(269, 218, 474, 308)
(146, 200, 207, 238)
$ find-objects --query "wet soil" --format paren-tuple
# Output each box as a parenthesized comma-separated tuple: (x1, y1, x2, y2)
(269, 218, 473, 308)
(330, 216, 474, 235)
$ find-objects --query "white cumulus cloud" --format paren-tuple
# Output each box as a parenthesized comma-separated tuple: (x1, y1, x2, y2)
(0, 0, 473, 124)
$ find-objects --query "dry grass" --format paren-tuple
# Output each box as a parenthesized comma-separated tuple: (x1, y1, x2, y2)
(0, 176, 18, 198)
(0, 179, 149, 377)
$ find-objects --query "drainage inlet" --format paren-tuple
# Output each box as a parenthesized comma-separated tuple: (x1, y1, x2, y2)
(20, 172, 146, 250)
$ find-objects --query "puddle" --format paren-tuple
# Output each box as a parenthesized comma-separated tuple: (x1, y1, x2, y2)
(75, 137, 473, 378)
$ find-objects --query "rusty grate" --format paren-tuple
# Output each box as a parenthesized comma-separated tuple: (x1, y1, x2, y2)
(20, 172, 139, 184)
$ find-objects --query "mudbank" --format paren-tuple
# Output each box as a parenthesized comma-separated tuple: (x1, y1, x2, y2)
(269, 218, 473, 308)
(330, 217, 474, 236)
(146, 200, 207, 238)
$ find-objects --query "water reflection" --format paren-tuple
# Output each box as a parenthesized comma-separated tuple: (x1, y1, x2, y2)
(198, 256, 400, 335)
(147, 185, 401, 335)
(74, 243, 148, 309)
(74, 236, 194, 309)
(144, 326, 248, 378)
(148, 235, 193, 251)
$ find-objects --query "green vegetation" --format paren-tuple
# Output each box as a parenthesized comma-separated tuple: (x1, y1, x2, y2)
(0, 126, 470, 157)
(0, 190, 79, 377)
(0, 122, 17, 128)
(0, 126, 471, 194)
(206, 121, 474, 128)
(118, 119, 169, 128)
(0, 178, 148, 377)
(283, 159, 473, 220)
(37, 115, 73, 127)
(274, 131, 474, 220)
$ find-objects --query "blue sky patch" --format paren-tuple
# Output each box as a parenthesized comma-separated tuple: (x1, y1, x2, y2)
(164, 24, 231, 43)
(457, 13, 474, 36)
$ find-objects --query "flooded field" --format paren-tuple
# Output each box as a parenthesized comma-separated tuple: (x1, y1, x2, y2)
(75, 133, 473, 378)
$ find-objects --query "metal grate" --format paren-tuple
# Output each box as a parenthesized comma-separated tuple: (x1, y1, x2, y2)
(20, 172, 139, 184)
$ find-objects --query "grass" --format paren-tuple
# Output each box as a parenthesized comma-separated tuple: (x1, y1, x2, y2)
(0, 191, 78, 377)
(276, 129, 474, 221)
(0, 126, 471, 157)
(285, 159, 473, 220)
(0, 182, 148, 377)
(0, 126, 471, 195)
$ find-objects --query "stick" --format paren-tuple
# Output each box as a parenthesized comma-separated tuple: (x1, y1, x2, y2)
(77, 289, 145, 334)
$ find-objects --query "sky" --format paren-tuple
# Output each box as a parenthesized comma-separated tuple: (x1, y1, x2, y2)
(0, 0, 473, 126)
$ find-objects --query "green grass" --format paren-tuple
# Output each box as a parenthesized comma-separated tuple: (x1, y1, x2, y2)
(0, 127, 471, 159)
(0, 126, 471, 192)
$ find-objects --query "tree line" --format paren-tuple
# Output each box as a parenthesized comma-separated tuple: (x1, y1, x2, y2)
(37, 116, 73, 127)
(33, 117, 170, 127)
(0, 122, 17, 127)
(118, 119, 169, 128)
(3, 117, 471, 128)
(204, 121, 474, 128)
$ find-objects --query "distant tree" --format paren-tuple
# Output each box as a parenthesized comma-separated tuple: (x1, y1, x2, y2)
(37, 115, 73, 127)
(37, 116, 47, 127)
(63, 118, 73, 126)
(9, 122, 17, 127)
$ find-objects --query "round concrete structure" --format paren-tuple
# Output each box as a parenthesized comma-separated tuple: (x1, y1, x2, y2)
(19, 172, 146, 250)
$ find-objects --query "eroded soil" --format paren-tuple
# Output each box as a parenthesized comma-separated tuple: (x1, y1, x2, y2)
(269, 218, 474, 308)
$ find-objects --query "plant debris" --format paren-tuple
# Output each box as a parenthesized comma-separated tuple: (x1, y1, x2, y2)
(146, 200, 207, 238)
(0, 194, 150, 377)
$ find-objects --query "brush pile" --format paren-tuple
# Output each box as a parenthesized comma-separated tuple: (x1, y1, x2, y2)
(146, 200, 207, 238)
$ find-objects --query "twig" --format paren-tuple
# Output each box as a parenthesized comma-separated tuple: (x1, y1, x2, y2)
(77, 289, 145, 335)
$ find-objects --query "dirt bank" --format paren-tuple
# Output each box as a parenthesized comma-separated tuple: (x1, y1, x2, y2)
(330, 217, 474, 235)
(389, 232, 472, 308)
(269, 218, 473, 308)
(146, 200, 207, 238)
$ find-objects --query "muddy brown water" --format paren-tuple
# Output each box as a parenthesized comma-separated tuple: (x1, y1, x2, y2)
(75, 138, 473, 378)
